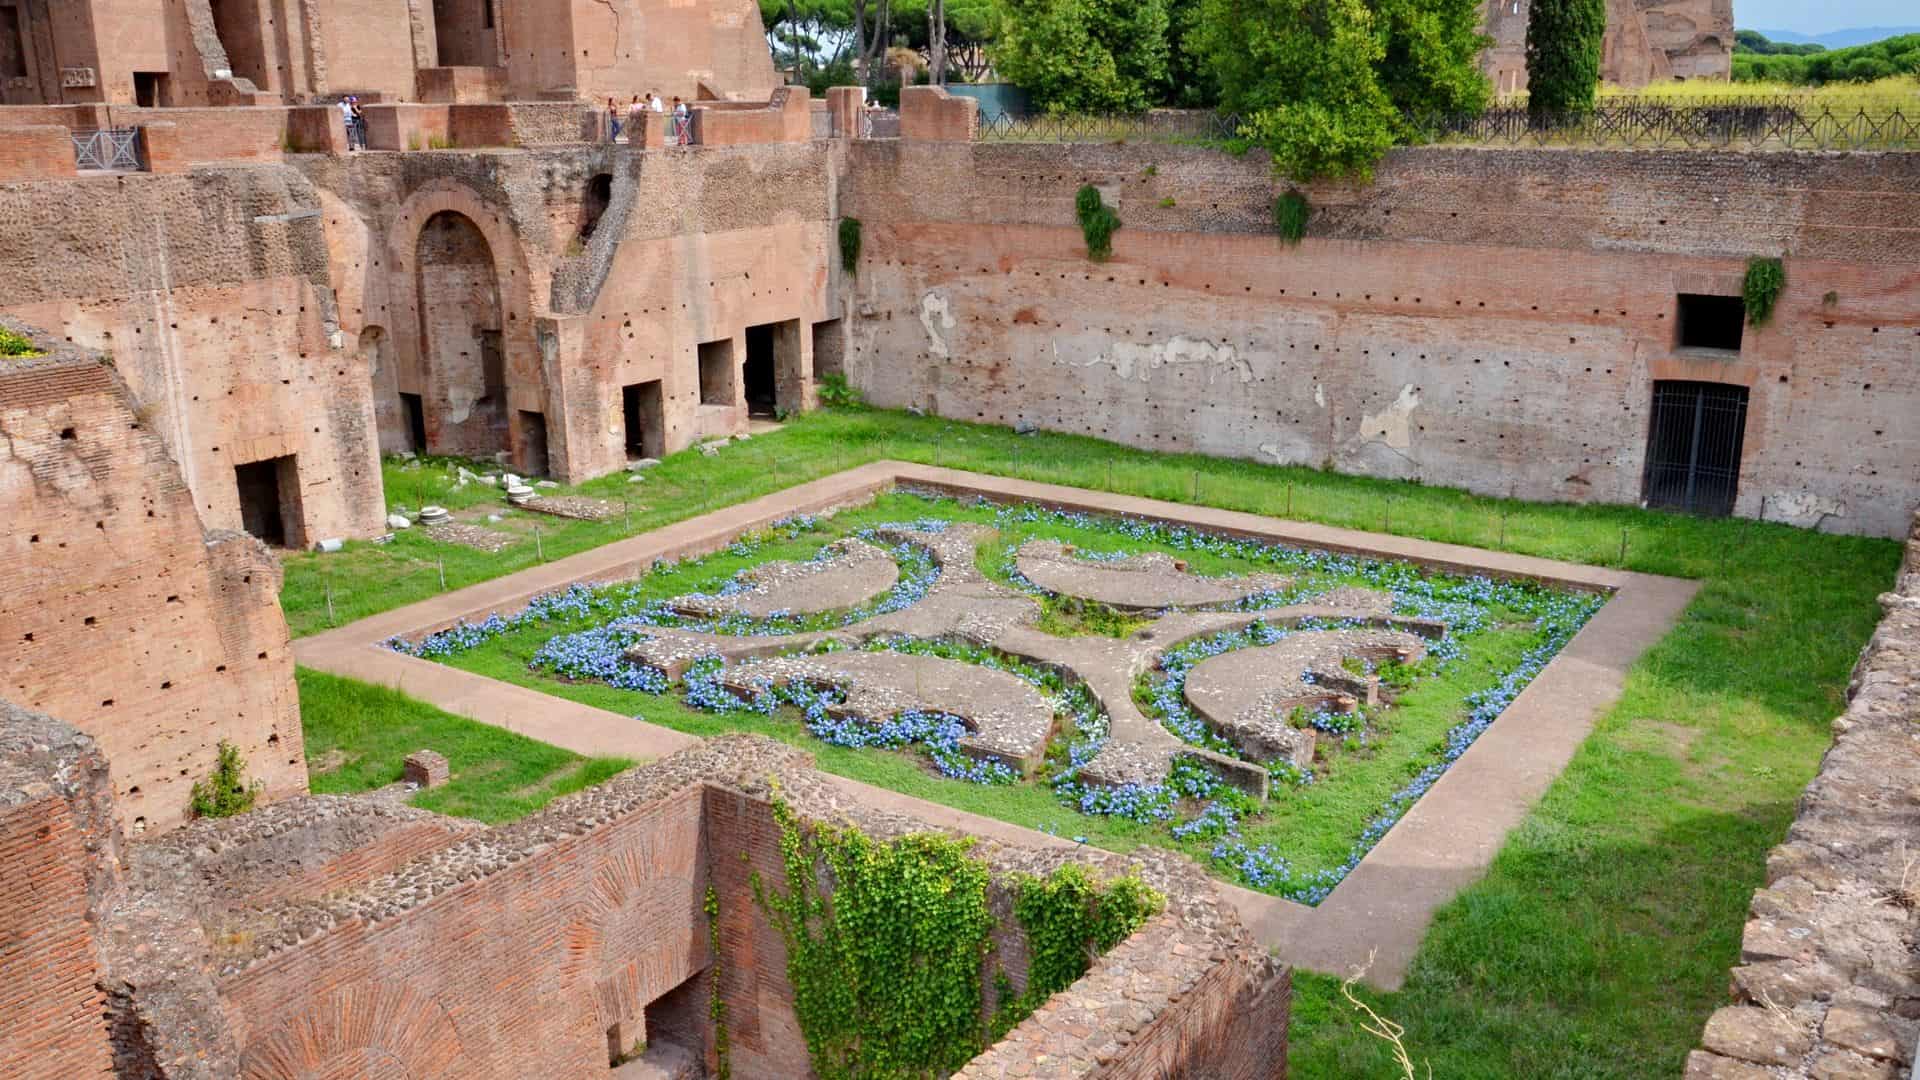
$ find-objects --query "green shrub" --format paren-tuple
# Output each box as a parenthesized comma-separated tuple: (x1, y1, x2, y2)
(818, 372, 865, 409)
(188, 740, 261, 819)
(1525, 0, 1607, 120)
(837, 217, 862, 277)
(0, 326, 41, 358)
(1274, 188, 1309, 245)
(1743, 257, 1786, 326)
(1075, 184, 1121, 261)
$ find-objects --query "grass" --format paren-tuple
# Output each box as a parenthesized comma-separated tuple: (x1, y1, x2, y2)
(297, 668, 632, 824)
(1598, 73, 1920, 106)
(286, 408, 1900, 1077)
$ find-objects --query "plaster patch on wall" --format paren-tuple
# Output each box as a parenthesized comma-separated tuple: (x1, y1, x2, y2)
(1764, 490, 1848, 530)
(1053, 335, 1253, 385)
(919, 291, 955, 358)
(1357, 385, 1420, 452)
(1314, 383, 1326, 408)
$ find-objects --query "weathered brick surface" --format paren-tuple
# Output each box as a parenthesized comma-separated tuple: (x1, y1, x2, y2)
(690, 87, 812, 147)
(0, 124, 77, 180)
(0, 702, 122, 1080)
(1689, 511, 1920, 1078)
(900, 85, 979, 142)
(838, 142, 1920, 538)
(0, 341, 306, 834)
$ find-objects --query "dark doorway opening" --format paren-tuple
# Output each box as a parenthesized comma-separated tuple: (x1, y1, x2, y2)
(744, 324, 776, 417)
(400, 392, 428, 451)
(811, 318, 844, 381)
(1675, 293, 1745, 352)
(133, 72, 168, 107)
(235, 456, 302, 547)
(622, 380, 664, 459)
(515, 410, 549, 476)
(432, 0, 494, 66)
(208, 0, 268, 87)
(579, 173, 612, 243)
(1, 6, 30, 80)
(697, 339, 735, 405)
(1642, 380, 1749, 516)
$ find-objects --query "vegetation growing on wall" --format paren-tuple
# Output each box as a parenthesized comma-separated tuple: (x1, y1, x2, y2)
(754, 800, 1162, 1074)
(1075, 184, 1121, 260)
(705, 883, 731, 1079)
(188, 740, 262, 818)
(1743, 257, 1786, 326)
(838, 217, 863, 276)
(1274, 189, 1310, 244)
(1524, 0, 1607, 120)
(0, 327, 40, 358)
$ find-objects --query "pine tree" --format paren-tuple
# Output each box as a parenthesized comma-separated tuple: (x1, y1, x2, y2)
(1525, 0, 1606, 121)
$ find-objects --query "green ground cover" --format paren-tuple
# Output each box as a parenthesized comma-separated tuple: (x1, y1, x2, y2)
(289, 408, 1900, 1077)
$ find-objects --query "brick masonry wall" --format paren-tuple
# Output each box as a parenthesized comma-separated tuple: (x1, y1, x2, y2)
(1687, 510, 1920, 1079)
(0, 167, 386, 543)
(0, 124, 77, 180)
(0, 351, 306, 835)
(0, 702, 122, 1080)
(839, 142, 1920, 538)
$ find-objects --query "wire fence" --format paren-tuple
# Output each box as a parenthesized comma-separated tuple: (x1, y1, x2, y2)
(969, 98, 1919, 151)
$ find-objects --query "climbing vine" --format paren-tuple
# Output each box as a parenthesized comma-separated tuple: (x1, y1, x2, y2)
(1274, 189, 1310, 246)
(1075, 185, 1121, 262)
(705, 883, 731, 1080)
(1743, 256, 1786, 326)
(754, 799, 996, 1079)
(753, 801, 1164, 1074)
(839, 217, 863, 277)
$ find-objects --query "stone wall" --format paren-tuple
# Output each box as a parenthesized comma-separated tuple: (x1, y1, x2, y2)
(1479, 0, 1734, 92)
(837, 142, 1920, 538)
(0, 167, 386, 545)
(1687, 510, 1920, 1078)
(0, 339, 307, 834)
(0, 701, 121, 1080)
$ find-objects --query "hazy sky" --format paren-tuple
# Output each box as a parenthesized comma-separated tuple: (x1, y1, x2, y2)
(1735, 0, 1917, 34)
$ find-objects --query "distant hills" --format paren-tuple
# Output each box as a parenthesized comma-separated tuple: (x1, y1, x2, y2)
(1750, 27, 1920, 49)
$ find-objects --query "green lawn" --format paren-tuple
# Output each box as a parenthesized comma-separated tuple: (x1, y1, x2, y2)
(286, 408, 1900, 1078)
(297, 668, 632, 824)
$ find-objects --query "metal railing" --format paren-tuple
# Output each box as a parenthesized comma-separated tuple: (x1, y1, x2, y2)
(1416, 98, 1920, 151)
(72, 127, 144, 171)
(969, 99, 1919, 151)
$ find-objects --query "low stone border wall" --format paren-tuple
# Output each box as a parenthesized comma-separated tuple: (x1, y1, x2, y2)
(1688, 510, 1920, 1079)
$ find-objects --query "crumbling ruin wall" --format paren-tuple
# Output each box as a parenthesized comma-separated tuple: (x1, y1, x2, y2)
(1480, 0, 1733, 92)
(299, 141, 836, 479)
(1687, 509, 1920, 1077)
(839, 142, 1920, 538)
(0, 166, 385, 544)
(0, 344, 306, 834)
(0, 701, 122, 1080)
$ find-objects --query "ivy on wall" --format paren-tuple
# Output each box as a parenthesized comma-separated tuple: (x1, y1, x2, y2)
(705, 883, 731, 1080)
(1744, 257, 1786, 326)
(753, 800, 1165, 1076)
(1076, 185, 1121, 262)
(839, 218, 863, 277)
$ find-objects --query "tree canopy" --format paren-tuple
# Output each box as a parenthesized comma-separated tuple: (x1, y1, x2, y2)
(1733, 32, 1920, 83)
(1523, 0, 1606, 118)
(991, 0, 1172, 114)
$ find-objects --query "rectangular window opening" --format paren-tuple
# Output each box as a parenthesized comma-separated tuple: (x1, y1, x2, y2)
(1675, 293, 1745, 352)
(622, 380, 663, 460)
(400, 392, 428, 452)
(697, 338, 735, 406)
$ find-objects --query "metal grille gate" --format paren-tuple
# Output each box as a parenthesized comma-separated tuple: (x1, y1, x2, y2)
(1642, 380, 1749, 516)
(72, 128, 143, 171)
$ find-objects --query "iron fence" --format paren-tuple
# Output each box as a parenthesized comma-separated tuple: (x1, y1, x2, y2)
(1416, 97, 1920, 151)
(968, 98, 1919, 151)
(72, 127, 144, 171)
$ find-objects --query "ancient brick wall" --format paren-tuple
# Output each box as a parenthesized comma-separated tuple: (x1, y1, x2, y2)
(0, 167, 385, 544)
(0, 348, 306, 834)
(1479, 0, 1733, 91)
(502, 0, 779, 104)
(0, 123, 75, 179)
(1687, 510, 1920, 1077)
(319, 0, 424, 101)
(689, 86, 811, 147)
(0, 701, 121, 1080)
(838, 142, 1920, 538)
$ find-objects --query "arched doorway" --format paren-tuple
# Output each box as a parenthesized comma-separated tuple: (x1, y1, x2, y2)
(415, 211, 507, 457)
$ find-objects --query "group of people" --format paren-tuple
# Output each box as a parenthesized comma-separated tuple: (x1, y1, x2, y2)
(608, 91, 691, 146)
(337, 95, 367, 150)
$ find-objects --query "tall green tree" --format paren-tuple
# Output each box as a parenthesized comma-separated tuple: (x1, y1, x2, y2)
(1196, 0, 1399, 179)
(1524, 0, 1606, 119)
(1372, 0, 1492, 116)
(992, 0, 1171, 113)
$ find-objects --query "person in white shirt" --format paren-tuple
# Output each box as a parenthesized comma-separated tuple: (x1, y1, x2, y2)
(338, 97, 357, 150)
(649, 90, 664, 113)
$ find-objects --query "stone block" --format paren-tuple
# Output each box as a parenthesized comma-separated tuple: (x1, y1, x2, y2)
(403, 750, 450, 789)
(1702, 1005, 1815, 1066)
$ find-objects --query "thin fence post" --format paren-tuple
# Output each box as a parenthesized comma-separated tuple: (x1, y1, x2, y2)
(1191, 468, 1199, 503)
(325, 582, 335, 626)
(1499, 509, 1508, 547)
(1619, 527, 1629, 566)
(1286, 482, 1293, 517)
(624, 496, 631, 532)
(535, 522, 544, 562)
(1384, 497, 1392, 534)
(437, 557, 447, 591)
(1105, 458, 1112, 491)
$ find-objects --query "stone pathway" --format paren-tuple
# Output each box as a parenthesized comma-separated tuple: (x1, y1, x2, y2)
(521, 494, 617, 521)
(1015, 539, 1290, 610)
(294, 462, 1698, 987)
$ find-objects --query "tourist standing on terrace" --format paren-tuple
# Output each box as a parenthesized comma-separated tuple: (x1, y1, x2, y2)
(671, 97, 690, 145)
(607, 97, 621, 142)
(628, 95, 646, 141)
(348, 97, 367, 150)
(339, 97, 357, 150)
(649, 89, 664, 114)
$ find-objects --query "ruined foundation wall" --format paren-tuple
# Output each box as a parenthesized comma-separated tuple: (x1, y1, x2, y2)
(0, 350, 306, 834)
(0, 702, 122, 1080)
(839, 143, 1920, 538)
(1687, 510, 1920, 1077)
(0, 167, 386, 543)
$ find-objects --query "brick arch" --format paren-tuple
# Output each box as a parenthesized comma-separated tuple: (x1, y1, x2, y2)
(558, 849, 704, 1039)
(238, 983, 465, 1080)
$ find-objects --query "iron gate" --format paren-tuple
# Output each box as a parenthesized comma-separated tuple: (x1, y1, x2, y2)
(72, 128, 143, 171)
(1642, 380, 1749, 516)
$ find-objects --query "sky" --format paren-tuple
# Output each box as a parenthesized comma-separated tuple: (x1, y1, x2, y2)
(1733, 0, 1918, 35)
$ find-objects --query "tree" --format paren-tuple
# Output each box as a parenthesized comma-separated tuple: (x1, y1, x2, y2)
(991, 0, 1170, 113)
(1196, 0, 1399, 180)
(1524, 0, 1606, 120)
(1372, 0, 1491, 116)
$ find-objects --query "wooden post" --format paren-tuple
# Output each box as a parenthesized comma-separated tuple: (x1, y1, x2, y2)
(438, 557, 446, 591)
(325, 582, 335, 626)
(535, 522, 544, 561)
